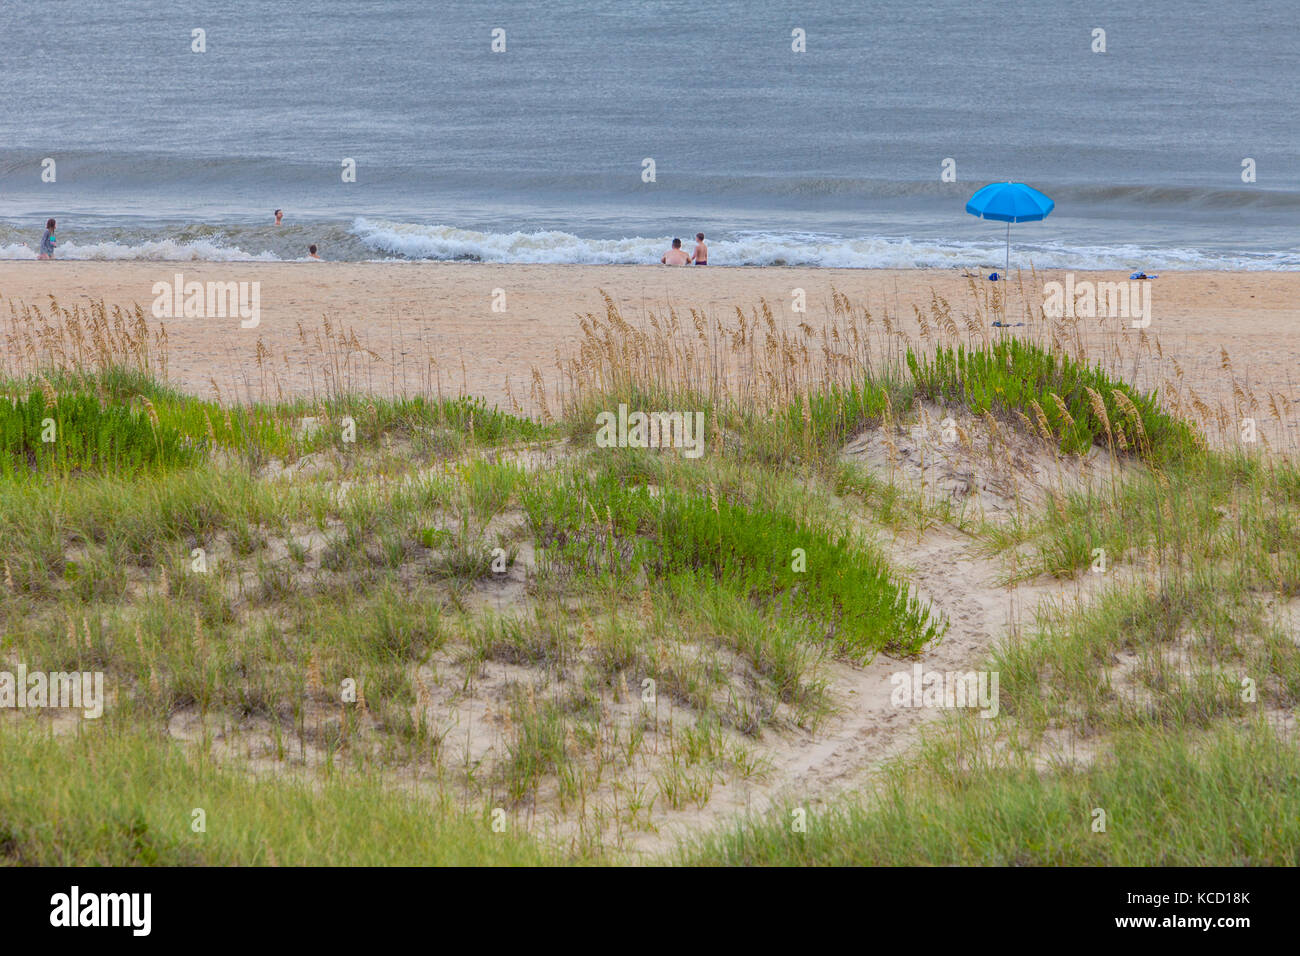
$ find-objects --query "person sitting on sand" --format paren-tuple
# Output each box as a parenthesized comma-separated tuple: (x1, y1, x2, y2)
(308, 244, 321, 260)
(38, 219, 57, 259)
(274, 209, 284, 226)
(661, 238, 690, 266)
(691, 232, 708, 265)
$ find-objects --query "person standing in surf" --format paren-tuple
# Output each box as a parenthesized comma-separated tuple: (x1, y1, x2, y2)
(38, 219, 57, 259)
(274, 209, 284, 226)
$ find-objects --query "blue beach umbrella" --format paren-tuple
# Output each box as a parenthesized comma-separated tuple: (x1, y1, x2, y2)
(965, 182, 1055, 277)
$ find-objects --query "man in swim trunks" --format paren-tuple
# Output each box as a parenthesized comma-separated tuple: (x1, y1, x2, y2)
(38, 219, 57, 259)
(661, 238, 690, 266)
(691, 232, 707, 265)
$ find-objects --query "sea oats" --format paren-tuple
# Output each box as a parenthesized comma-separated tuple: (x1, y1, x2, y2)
(1048, 392, 1075, 432)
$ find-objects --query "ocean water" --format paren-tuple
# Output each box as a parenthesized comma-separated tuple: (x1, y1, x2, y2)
(1, 0, 1296, 268)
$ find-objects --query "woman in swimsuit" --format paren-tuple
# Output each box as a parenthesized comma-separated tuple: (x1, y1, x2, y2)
(38, 219, 57, 259)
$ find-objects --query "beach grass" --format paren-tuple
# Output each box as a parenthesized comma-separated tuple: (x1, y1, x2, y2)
(676, 721, 1300, 866)
(1, 285, 1295, 865)
(906, 338, 1203, 462)
(0, 720, 555, 866)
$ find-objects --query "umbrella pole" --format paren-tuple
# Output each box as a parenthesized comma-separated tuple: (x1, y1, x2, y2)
(1005, 220, 1010, 277)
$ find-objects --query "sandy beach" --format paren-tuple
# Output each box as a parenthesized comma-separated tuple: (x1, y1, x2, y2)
(2, 262, 1297, 435)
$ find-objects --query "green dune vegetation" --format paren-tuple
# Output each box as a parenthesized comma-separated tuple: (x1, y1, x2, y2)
(1, 289, 1296, 865)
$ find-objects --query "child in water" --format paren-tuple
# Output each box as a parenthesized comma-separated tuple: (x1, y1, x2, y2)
(691, 232, 707, 265)
(38, 218, 57, 259)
